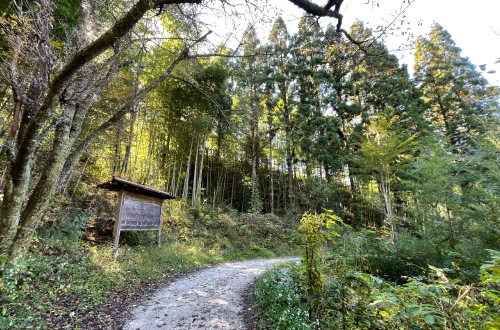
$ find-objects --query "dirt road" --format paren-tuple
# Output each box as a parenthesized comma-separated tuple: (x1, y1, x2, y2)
(123, 257, 298, 330)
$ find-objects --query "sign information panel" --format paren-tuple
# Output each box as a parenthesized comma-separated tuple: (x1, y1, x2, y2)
(113, 191, 164, 258)
(120, 192, 162, 230)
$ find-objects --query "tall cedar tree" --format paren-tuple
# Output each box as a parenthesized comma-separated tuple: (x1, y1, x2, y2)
(414, 23, 498, 151)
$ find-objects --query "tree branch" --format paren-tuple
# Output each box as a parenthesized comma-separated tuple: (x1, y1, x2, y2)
(25, 0, 201, 149)
(288, 0, 343, 21)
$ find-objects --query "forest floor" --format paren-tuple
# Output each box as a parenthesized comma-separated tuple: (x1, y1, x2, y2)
(122, 257, 298, 330)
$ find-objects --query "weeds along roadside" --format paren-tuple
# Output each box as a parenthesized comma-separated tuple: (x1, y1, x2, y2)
(0, 199, 302, 330)
(252, 212, 500, 330)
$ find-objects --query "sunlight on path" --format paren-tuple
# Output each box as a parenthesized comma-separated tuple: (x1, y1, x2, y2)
(124, 257, 298, 330)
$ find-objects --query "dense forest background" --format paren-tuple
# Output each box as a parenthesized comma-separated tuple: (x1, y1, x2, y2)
(0, 0, 499, 329)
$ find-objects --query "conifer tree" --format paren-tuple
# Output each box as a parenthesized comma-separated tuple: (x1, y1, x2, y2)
(291, 15, 326, 177)
(233, 26, 265, 212)
(414, 23, 497, 150)
(266, 17, 291, 212)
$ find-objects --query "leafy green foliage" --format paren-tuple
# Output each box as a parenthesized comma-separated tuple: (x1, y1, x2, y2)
(299, 212, 342, 292)
(298, 211, 348, 319)
(60, 214, 88, 241)
(355, 116, 417, 180)
(254, 239, 500, 330)
(297, 177, 334, 213)
(353, 115, 418, 243)
(253, 264, 317, 330)
(0, 238, 116, 329)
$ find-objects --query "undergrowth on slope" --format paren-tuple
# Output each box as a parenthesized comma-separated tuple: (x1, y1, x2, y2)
(0, 201, 300, 330)
(252, 213, 500, 330)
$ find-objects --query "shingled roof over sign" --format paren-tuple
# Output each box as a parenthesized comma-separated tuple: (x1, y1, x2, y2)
(98, 176, 175, 200)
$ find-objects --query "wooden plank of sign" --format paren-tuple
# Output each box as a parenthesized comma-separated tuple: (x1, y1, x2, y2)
(113, 191, 163, 259)
(120, 192, 162, 230)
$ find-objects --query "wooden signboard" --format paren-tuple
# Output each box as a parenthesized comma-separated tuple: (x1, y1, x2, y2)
(119, 192, 162, 231)
(113, 191, 164, 258)
(99, 177, 174, 259)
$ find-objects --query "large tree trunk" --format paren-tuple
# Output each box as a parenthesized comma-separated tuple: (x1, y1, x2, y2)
(171, 160, 177, 195)
(113, 127, 122, 174)
(348, 165, 361, 230)
(7, 101, 21, 141)
(9, 107, 76, 259)
(0, 162, 31, 256)
(175, 158, 183, 196)
(230, 158, 236, 207)
(196, 139, 205, 204)
(0, 106, 46, 256)
(251, 120, 258, 181)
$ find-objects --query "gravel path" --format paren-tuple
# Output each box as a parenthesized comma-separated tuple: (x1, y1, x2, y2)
(123, 257, 298, 330)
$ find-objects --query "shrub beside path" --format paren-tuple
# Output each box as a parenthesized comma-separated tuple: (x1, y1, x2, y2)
(124, 257, 299, 330)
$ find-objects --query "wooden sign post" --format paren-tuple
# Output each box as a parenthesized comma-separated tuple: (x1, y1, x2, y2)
(99, 177, 174, 259)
